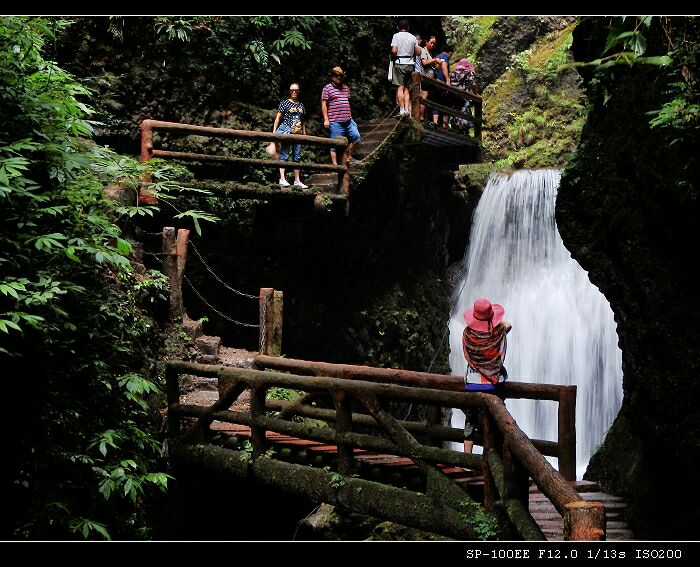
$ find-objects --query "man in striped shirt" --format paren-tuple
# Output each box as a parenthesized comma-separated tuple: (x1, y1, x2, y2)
(321, 66, 361, 166)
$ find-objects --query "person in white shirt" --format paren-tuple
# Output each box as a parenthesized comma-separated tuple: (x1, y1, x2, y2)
(390, 19, 421, 117)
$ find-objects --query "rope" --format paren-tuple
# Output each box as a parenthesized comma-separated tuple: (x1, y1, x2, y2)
(357, 114, 406, 165)
(183, 274, 259, 328)
(352, 105, 404, 166)
(188, 241, 259, 300)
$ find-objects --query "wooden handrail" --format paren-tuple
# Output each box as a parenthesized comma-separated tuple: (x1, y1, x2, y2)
(253, 354, 575, 475)
(152, 150, 347, 173)
(409, 72, 483, 143)
(165, 360, 603, 540)
(419, 74, 482, 102)
(141, 119, 350, 194)
(420, 98, 481, 125)
(142, 118, 348, 149)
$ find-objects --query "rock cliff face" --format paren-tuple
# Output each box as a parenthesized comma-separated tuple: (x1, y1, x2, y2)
(557, 17, 699, 539)
(475, 16, 576, 88)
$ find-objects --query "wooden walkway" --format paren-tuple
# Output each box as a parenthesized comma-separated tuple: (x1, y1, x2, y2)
(208, 420, 634, 541)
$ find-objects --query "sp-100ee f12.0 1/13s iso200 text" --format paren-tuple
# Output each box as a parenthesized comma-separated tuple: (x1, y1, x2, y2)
(464, 545, 685, 560)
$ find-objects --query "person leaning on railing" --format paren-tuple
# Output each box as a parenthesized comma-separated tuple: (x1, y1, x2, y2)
(432, 45, 454, 128)
(419, 35, 441, 123)
(447, 59, 481, 134)
(462, 298, 512, 454)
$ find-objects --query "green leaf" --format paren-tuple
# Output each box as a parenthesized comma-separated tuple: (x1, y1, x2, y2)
(116, 238, 131, 255)
(65, 247, 80, 262)
(636, 55, 673, 66)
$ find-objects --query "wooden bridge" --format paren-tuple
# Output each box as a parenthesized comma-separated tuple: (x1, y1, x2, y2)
(165, 355, 629, 541)
(139, 72, 481, 208)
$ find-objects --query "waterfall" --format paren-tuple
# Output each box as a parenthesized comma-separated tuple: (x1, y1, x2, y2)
(449, 170, 623, 478)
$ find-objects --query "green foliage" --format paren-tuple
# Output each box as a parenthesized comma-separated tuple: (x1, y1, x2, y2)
(509, 26, 575, 82)
(329, 472, 345, 489)
(266, 387, 302, 402)
(456, 499, 499, 540)
(446, 16, 498, 65)
(481, 23, 586, 169)
(1, 17, 172, 539)
(579, 17, 698, 134)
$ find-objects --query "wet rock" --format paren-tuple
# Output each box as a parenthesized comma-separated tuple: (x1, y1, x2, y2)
(196, 335, 220, 356)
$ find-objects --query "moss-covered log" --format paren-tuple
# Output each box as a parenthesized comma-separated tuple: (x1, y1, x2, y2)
(486, 449, 545, 541)
(172, 443, 498, 540)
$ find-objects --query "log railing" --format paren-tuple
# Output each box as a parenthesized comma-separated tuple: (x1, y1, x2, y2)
(252, 355, 576, 481)
(166, 359, 603, 540)
(140, 119, 351, 195)
(410, 73, 483, 144)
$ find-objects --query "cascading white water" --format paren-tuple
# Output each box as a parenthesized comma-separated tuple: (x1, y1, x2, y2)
(449, 170, 622, 478)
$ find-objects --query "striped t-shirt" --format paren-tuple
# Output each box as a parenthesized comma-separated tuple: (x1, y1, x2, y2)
(321, 83, 352, 122)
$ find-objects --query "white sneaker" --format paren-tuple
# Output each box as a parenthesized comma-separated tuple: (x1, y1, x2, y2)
(279, 178, 290, 187)
(293, 181, 309, 189)
(399, 108, 407, 116)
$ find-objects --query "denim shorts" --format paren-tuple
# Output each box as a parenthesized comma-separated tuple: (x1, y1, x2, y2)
(275, 124, 301, 162)
(328, 119, 361, 152)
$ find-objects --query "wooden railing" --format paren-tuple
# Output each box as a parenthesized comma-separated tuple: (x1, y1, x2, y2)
(253, 355, 577, 481)
(140, 119, 351, 194)
(166, 358, 604, 540)
(410, 72, 483, 144)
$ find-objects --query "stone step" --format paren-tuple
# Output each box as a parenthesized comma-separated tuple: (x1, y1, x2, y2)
(182, 315, 203, 339)
(196, 334, 221, 357)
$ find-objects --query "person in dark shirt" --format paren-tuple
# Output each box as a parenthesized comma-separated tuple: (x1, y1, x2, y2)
(432, 45, 454, 128)
(272, 83, 308, 190)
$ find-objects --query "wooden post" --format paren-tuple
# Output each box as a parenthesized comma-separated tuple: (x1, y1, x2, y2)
(481, 408, 501, 511)
(563, 501, 606, 541)
(558, 386, 577, 481)
(503, 441, 530, 508)
(410, 72, 422, 119)
(271, 290, 283, 356)
(424, 405, 442, 447)
(165, 366, 181, 439)
(336, 136, 349, 195)
(139, 120, 157, 205)
(250, 386, 268, 459)
(258, 288, 283, 356)
(334, 391, 355, 475)
(162, 227, 184, 322)
(474, 100, 482, 144)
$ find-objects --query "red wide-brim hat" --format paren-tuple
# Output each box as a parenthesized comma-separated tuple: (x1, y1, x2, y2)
(463, 298, 505, 332)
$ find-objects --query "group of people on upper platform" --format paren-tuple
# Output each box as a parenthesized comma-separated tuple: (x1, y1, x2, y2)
(270, 19, 480, 190)
(390, 19, 480, 130)
(271, 66, 361, 190)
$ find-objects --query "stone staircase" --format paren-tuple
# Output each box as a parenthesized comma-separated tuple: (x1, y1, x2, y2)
(529, 480, 634, 540)
(183, 315, 221, 364)
(307, 117, 400, 192)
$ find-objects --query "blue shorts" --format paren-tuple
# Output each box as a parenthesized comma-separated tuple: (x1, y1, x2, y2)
(275, 124, 301, 163)
(328, 119, 361, 152)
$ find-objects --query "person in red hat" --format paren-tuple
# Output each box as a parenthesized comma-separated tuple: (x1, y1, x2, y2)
(462, 297, 512, 453)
